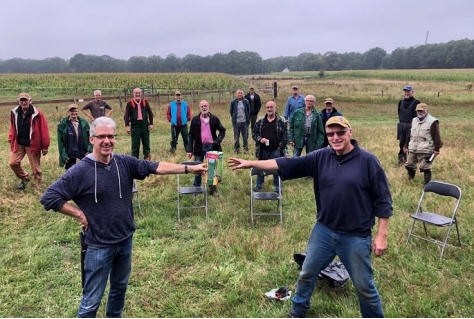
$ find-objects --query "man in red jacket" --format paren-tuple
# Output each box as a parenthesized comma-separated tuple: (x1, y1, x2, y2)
(8, 93, 50, 190)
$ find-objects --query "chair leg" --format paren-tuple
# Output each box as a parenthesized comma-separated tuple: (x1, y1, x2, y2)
(454, 222, 461, 246)
(406, 220, 416, 244)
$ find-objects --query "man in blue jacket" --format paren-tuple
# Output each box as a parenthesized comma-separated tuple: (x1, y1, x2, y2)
(166, 90, 191, 153)
(41, 117, 207, 318)
(229, 116, 392, 318)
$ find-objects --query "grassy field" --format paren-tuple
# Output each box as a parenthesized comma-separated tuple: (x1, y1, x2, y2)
(0, 71, 473, 317)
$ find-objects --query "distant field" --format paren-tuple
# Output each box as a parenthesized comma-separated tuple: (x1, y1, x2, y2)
(266, 69, 474, 82)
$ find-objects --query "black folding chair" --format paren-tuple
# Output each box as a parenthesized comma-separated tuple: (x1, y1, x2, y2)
(406, 181, 462, 258)
(249, 168, 283, 224)
(177, 161, 208, 221)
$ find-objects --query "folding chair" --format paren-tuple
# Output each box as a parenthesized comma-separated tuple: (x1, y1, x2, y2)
(177, 161, 208, 221)
(406, 181, 462, 258)
(132, 180, 141, 212)
(250, 168, 283, 224)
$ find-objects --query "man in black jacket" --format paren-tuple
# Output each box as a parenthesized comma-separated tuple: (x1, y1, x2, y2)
(245, 86, 262, 131)
(187, 100, 226, 191)
(397, 85, 419, 165)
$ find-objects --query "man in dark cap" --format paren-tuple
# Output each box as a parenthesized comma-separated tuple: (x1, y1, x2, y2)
(397, 85, 419, 165)
(57, 104, 92, 170)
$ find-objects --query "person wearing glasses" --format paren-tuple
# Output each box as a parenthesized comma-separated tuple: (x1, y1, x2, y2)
(319, 98, 342, 147)
(166, 90, 191, 154)
(403, 103, 443, 185)
(57, 104, 92, 170)
(41, 117, 207, 318)
(8, 92, 50, 190)
(229, 115, 392, 318)
(288, 95, 325, 157)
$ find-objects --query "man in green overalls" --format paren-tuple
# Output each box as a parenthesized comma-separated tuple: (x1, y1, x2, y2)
(124, 88, 154, 160)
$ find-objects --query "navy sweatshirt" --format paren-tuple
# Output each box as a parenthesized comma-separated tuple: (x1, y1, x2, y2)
(41, 154, 159, 246)
(276, 140, 392, 237)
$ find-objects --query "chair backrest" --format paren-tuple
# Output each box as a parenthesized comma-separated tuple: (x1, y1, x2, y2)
(250, 168, 279, 177)
(180, 161, 203, 166)
(424, 181, 461, 200)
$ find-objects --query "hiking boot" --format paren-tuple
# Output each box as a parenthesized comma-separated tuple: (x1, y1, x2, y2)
(424, 171, 432, 185)
(169, 148, 176, 154)
(17, 177, 30, 190)
(253, 186, 262, 192)
(406, 167, 416, 180)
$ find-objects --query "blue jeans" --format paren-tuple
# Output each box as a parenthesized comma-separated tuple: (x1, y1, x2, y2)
(233, 122, 249, 152)
(291, 223, 383, 318)
(193, 143, 213, 187)
(78, 236, 133, 318)
(293, 136, 310, 157)
(256, 149, 281, 191)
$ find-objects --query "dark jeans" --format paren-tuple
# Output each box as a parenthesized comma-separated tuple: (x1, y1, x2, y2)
(65, 158, 78, 170)
(291, 223, 383, 318)
(77, 236, 133, 318)
(233, 122, 249, 153)
(256, 149, 281, 191)
(193, 143, 213, 187)
(293, 136, 310, 157)
(170, 125, 188, 150)
(131, 121, 150, 159)
(250, 113, 258, 132)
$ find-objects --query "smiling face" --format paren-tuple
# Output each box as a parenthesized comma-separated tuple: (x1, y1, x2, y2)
(90, 125, 116, 162)
(133, 88, 142, 102)
(326, 125, 353, 155)
(19, 98, 30, 112)
(199, 100, 210, 116)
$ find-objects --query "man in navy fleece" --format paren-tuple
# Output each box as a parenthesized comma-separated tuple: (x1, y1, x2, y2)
(41, 117, 207, 318)
(229, 116, 392, 318)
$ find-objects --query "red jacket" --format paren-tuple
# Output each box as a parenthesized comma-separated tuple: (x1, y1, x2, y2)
(9, 105, 50, 154)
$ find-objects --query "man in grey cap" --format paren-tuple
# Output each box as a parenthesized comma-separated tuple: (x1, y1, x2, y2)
(397, 85, 419, 165)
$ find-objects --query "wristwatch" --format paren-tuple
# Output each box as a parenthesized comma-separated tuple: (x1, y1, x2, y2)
(184, 165, 188, 174)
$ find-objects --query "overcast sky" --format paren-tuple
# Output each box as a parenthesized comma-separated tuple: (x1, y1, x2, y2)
(1, 0, 473, 60)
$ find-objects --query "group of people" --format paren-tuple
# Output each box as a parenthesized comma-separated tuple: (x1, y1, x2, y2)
(397, 85, 443, 184)
(3, 83, 440, 318)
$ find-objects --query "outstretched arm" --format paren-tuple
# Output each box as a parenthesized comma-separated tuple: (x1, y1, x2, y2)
(228, 158, 278, 171)
(156, 161, 207, 175)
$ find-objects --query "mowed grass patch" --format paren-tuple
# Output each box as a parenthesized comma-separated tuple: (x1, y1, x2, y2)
(0, 75, 473, 317)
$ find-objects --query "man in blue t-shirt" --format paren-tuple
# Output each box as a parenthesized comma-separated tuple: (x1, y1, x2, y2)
(229, 116, 392, 318)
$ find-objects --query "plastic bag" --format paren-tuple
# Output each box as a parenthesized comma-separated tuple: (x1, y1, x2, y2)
(293, 252, 350, 288)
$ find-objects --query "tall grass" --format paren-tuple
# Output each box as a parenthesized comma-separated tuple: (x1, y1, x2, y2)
(0, 75, 473, 317)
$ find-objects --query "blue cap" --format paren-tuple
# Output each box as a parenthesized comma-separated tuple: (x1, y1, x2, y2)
(403, 85, 414, 91)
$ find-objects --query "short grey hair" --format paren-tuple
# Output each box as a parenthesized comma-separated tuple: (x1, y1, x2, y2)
(94, 90, 102, 96)
(90, 117, 116, 137)
(305, 94, 316, 102)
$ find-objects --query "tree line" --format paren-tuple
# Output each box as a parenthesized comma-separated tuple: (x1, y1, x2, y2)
(1, 38, 473, 74)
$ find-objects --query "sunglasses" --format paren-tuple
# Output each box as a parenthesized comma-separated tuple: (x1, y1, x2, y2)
(93, 134, 116, 140)
(326, 130, 348, 138)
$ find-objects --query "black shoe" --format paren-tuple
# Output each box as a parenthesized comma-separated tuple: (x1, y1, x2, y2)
(169, 148, 176, 154)
(286, 312, 304, 318)
(253, 186, 262, 192)
(17, 181, 27, 190)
